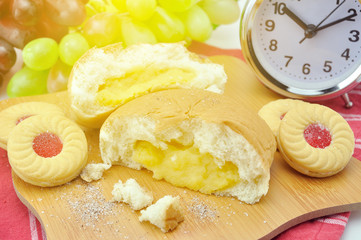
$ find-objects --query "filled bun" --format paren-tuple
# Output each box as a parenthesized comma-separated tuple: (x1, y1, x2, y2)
(99, 89, 276, 204)
(68, 42, 227, 128)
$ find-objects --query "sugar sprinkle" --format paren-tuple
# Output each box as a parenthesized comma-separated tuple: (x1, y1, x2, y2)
(65, 183, 116, 228)
(187, 197, 218, 222)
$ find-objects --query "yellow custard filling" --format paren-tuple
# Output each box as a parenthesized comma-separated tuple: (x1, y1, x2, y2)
(96, 67, 195, 106)
(132, 141, 239, 193)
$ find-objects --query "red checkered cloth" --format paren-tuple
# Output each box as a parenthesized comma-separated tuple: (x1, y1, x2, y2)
(0, 42, 360, 240)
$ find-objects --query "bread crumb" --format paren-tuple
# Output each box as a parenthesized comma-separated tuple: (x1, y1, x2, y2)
(112, 178, 153, 210)
(139, 195, 184, 233)
(80, 163, 111, 182)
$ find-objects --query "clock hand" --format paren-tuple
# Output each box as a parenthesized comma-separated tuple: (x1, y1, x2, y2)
(299, 0, 346, 43)
(316, 12, 357, 31)
(283, 5, 308, 30)
(314, 0, 346, 29)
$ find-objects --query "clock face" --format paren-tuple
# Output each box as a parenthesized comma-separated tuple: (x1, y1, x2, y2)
(251, 0, 361, 93)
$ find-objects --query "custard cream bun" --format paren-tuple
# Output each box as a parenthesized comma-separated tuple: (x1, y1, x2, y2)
(68, 42, 227, 128)
(99, 89, 277, 204)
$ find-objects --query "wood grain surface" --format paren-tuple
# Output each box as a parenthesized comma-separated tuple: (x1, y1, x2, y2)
(1, 56, 361, 240)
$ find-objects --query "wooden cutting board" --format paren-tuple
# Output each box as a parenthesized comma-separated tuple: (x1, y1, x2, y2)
(1, 55, 361, 240)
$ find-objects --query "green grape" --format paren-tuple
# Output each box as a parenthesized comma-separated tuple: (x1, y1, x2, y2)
(121, 17, 157, 47)
(158, 0, 198, 12)
(47, 60, 72, 93)
(59, 33, 90, 66)
(22, 38, 59, 71)
(7, 66, 48, 97)
(86, 0, 108, 17)
(148, 7, 185, 43)
(111, 0, 127, 13)
(86, 0, 118, 17)
(183, 36, 192, 47)
(83, 12, 120, 47)
(179, 5, 212, 42)
(126, 0, 156, 21)
(199, 0, 240, 25)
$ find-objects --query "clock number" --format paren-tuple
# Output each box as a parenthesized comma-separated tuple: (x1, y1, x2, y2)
(341, 48, 350, 60)
(346, 9, 357, 21)
(302, 63, 311, 75)
(284, 56, 293, 67)
(323, 61, 332, 73)
(349, 30, 360, 42)
(272, 2, 286, 15)
(269, 39, 278, 51)
(265, 20, 275, 31)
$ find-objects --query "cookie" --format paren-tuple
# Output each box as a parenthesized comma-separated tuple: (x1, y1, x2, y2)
(277, 103, 355, 177)
(258, 99, 310, 137)
(0, 102, 64, 149)
(7, 114, 88, 187)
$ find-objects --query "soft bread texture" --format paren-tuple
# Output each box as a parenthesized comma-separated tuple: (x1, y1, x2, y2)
(139, 195, 183, 232)
(68, 42, 227, 128)
(112, 178, 153, 210)
(99, 89, 276, 204)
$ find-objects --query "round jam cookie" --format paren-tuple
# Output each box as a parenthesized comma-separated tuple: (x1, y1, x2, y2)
(7, 114, 88, 187)
(277, 103, 355, 177)
(258, 99, 310, 137)
(0, 102, 65, 150)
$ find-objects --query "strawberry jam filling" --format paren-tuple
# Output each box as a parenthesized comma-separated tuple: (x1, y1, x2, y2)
(16, 115, 32, 125)
(32, 132, 63, 158)
(304, 123, 332, 149)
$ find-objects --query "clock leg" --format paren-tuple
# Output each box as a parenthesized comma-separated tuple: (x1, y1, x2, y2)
(341, 93, 353, 109)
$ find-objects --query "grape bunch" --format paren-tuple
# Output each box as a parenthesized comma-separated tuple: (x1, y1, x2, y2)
(2, 0, 241, 97)
(0, 0, 87, 92)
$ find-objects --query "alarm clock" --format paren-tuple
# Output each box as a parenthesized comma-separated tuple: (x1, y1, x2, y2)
(240, 0, 361, 108)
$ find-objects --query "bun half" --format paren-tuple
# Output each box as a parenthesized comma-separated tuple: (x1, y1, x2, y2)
(99, 89, 276, 204)
(68, 43, 227, 128)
